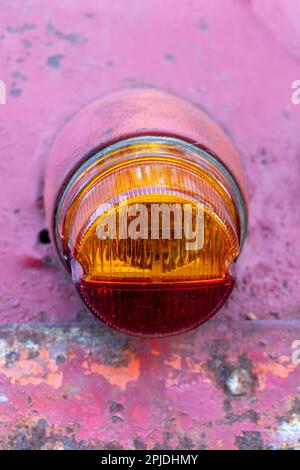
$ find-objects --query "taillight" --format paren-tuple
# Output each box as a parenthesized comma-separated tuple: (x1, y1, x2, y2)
(45, 89, 247, 337)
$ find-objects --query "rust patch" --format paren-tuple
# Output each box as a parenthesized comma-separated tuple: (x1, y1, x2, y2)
(235, 431, 264, 450)
(0, 338, 62, 389)
(206, 351, 256, 397)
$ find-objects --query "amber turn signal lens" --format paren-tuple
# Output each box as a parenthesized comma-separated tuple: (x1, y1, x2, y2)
(44, 89, 247, 337)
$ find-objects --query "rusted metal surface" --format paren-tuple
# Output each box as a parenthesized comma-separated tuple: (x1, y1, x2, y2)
(0, 321, 300, 450)
(0, 0, 300, 449)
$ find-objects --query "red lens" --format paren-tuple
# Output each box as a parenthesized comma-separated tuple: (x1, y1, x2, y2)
(76, 276, 234, 337)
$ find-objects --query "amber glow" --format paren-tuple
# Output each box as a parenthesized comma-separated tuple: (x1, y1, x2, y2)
(58, 138, 240, 283)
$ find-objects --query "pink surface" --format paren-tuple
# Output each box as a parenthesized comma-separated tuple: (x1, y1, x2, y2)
(0, 0, 300, 449)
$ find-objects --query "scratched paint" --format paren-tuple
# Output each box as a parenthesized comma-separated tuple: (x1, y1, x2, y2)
(0, 0, 299, 450)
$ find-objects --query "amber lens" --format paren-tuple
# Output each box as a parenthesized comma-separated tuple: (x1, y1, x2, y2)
(56, 137, 241, 336)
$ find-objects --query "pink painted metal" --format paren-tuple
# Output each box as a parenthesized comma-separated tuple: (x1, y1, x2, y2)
(0, 0, 300, 450)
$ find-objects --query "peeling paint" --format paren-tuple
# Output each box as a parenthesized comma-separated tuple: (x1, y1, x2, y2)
(83, 354, 140, 390)
(254, 355, 297, 391)
(0, 340, 63, 389)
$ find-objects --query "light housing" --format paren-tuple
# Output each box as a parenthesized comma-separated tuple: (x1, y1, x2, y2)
(44, 89, 247, 337)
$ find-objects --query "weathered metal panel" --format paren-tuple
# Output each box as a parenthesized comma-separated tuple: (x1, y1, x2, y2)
(0, 321, 299, 450)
